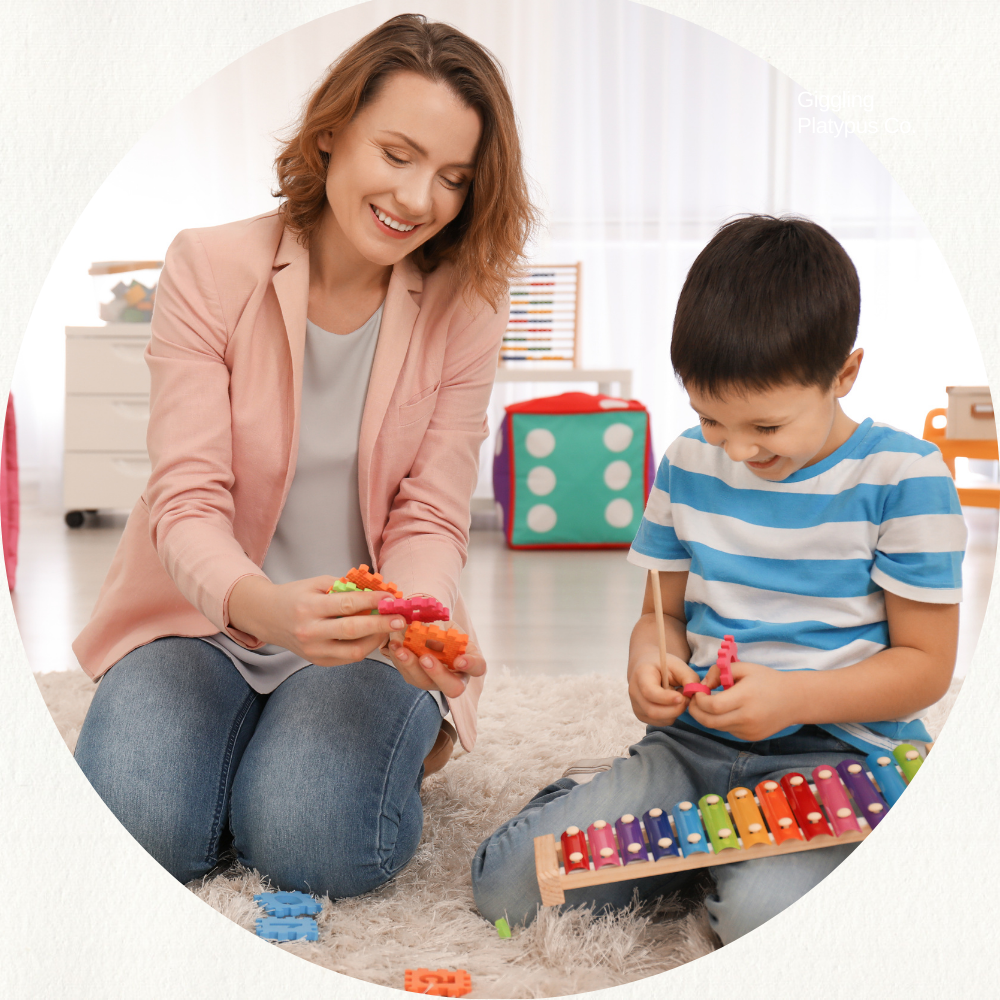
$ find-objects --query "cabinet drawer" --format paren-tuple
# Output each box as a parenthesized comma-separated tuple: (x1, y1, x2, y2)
(64, 452, 151, 511)
(65, 395, 149, 451)
(66, 335, 150, 394)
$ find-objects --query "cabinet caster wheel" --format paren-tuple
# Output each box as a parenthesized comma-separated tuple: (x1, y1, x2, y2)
(65, 510, 85, 528)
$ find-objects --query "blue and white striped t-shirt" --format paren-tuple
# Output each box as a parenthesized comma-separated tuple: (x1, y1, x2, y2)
(626, 417, 966, 754)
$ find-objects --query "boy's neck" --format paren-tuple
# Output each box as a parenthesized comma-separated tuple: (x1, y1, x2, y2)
(803, 401, 859, 469)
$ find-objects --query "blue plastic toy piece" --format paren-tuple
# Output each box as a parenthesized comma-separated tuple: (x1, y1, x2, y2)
(672, 799, 710, 857)
(642, 807, 679, 861)
(255, 917, 319, 942)
(253, 891, 322, 917)
(865, 752, 908, 806)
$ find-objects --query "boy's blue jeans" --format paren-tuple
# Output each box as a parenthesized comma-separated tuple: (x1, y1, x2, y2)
(74, 637, 443, 896)
(471, 722, 862, 944)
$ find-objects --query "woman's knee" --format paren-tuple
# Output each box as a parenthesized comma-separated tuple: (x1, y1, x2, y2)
(232, 772, 425, 898)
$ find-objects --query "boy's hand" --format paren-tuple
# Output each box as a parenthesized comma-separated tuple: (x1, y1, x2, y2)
(629, 653, 702, 726)
(687, 660, 803, 741)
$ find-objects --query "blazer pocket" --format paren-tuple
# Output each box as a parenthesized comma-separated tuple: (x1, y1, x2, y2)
(398, 383, 441, 426)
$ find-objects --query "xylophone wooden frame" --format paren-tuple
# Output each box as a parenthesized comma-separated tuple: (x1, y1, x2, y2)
(533, 823, 870, 906)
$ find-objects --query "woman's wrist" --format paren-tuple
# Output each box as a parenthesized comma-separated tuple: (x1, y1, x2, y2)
(226, 574, 275, 641)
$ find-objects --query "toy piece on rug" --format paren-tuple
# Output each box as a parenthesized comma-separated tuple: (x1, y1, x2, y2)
(495, 917, 511, 939)
(253, 891, 321, 918)
(256, 916, 319, 942)
(402, 622, 468, 669)
(404, 968, 472, 997)
(378, 596, 450, 623)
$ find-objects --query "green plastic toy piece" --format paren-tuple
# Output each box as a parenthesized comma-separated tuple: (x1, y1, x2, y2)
(329, 579, 380, 613)
(893, 743, 923, 782)
(495, 918, 511, 939)
(698, 793, 741, 853)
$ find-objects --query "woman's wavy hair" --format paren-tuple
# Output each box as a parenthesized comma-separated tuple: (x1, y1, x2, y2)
(274, 13, 537, 308)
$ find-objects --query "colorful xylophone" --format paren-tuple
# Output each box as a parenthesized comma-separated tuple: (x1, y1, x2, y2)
(534, 745, 924, 905)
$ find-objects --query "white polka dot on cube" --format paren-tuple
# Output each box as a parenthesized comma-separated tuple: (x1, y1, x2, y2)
(603, 422, 633, 452)
(603, 460, 631, 490)
(526, 465, 556, 496)
(526, 504, 557, 533)
(525, 427, 556, 458)
(605, 498, 634, 528)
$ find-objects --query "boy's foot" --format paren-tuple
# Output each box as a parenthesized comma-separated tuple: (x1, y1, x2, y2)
(561, 757, 621, 784)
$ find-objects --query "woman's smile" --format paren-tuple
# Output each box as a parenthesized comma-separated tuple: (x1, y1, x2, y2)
(369, 202, 423, 239)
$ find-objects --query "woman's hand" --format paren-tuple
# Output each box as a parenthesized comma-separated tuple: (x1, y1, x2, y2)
(227, 575, 406, 666)
(686, 660, 804, 741)
(383, 624, 486, 700)
(627, 650, 701, 727)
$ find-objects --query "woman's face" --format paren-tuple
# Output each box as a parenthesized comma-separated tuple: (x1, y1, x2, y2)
(317, 71, 482, 266)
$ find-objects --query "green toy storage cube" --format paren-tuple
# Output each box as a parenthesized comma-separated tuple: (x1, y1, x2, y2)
(493, 392, 655, 549)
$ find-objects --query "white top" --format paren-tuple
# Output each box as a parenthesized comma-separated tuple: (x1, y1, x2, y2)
(202, 304, 446, 716)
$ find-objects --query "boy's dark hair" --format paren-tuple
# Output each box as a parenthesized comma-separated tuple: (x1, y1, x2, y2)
(671, 215, 860, 395)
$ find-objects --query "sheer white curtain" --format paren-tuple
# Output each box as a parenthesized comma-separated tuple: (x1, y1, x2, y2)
(13, 0, 983, 509)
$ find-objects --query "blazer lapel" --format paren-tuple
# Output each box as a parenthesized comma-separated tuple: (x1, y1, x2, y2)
(359, 257, 423, 545)
(271, 229, 309, 499)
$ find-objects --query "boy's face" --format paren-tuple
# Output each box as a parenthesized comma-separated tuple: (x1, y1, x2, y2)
(686, 350, 863, 481)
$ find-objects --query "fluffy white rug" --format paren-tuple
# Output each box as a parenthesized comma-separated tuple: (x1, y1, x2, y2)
(34, 667, 962, 998)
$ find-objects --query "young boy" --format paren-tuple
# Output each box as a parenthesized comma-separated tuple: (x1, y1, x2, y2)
(471, 215, 964, 943)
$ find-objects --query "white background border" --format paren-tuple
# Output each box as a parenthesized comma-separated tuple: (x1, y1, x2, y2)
(3, 2, 997, 997)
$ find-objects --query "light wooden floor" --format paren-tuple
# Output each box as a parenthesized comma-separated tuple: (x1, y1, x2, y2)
(13, 505, 996, 680)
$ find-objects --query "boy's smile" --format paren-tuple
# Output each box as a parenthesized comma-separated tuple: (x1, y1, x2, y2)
(686, 349, 864, 481)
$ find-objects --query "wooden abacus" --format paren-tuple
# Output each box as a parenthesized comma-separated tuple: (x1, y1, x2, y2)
(534, 747, 923, 906)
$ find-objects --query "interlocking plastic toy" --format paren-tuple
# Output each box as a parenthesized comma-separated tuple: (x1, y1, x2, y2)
(255, 917, 319, 941)
(253, 891, 321, 918)
(682, 635, 738, 697)
(344, 564, 403, 599)
(330, 579, 364, 593)
(378, 596, 450, 623)
(717, 634, 738, 689)
(495, 917, 511, 939)
(403, 622, 468, 669)
(404, 969, 472, 997)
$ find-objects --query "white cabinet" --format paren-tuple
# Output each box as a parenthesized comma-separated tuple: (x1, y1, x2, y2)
(64, 325, 151, 525)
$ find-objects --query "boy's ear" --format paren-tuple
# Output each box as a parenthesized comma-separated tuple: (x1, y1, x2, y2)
(833, 348, 864, 398)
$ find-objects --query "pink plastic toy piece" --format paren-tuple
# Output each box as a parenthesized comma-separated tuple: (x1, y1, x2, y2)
(682, 682, 712, 697)
(811, 765, 861, 836)
(586, 820, 621, 869)
(377, 596, 450, 624)
(717, 635, 738, 689)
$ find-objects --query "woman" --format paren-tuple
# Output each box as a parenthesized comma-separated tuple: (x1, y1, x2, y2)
(73, 14, 535, 898)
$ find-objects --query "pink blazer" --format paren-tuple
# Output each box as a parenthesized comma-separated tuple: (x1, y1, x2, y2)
(73, 210, 506, 751)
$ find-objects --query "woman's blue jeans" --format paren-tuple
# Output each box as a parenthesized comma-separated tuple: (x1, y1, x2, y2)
(74, 637, 443, 896)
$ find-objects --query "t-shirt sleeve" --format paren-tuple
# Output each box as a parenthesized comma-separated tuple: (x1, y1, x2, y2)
(627, 450, 692, 572)
(871, 450, 966, 604)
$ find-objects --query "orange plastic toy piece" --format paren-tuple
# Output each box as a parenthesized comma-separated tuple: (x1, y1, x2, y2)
(342, 564, 403, 600)
(403, 622, 468, 669)
(404, 968, 472, 997)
